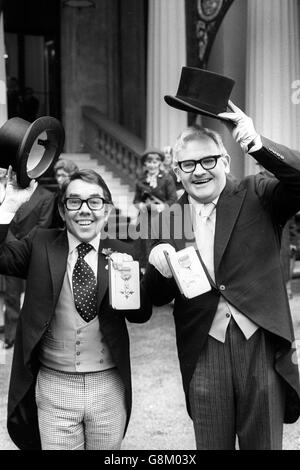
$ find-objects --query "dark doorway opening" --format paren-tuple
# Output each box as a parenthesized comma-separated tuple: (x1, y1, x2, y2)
(3, 0, 61, 119)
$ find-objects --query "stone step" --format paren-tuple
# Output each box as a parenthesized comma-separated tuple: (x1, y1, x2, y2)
(60, 153, 91, 162)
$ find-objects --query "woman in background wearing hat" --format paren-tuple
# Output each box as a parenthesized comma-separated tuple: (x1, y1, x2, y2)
(50, 158, 79, 229)
(162, 145, 184, 199)
(133, 148, 177, 270)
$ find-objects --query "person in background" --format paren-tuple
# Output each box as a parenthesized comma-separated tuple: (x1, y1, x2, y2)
(21, 87, 39, 122)
(143, 101, 300, 449)
(51, 159, 79, 228)
(133, 148, 177, 270)
(162, 146, 174, 174)
(162, 145, 184, 199)
(6, 77, 22, 119)
(280, 216, 298, 299)
(0, 169, 7, 333)
(0, 168, 152, 450)
(54, 159, 79, 189)
(4, 179, 55, 349)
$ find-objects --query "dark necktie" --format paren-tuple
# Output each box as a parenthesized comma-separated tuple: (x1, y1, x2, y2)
(72, 243, 97, 322)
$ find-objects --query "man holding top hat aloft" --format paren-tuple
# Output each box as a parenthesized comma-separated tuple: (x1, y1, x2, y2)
(143, 67, 300, 449)
(0, 116, 152, 449)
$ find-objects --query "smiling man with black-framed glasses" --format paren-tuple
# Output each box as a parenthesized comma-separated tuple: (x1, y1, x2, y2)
(143, 102, 300, 450)
(0, 168, 152, 450)
(177, 154, 223, 173)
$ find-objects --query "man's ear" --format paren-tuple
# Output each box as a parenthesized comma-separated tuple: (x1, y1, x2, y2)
(173, 166, 182, 182)
(58, 205, 65, 222)
(104, 204, 113, 223)
(222, 154, 231, 174)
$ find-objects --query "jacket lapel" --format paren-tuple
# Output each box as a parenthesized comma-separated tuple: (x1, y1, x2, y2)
(172, 192, 196, 251)
(172, 182, 246, 273)
(97, 237, 122, 312)
(47, 230, 69, 307)
(47, 231, 114, 313)
(96, 237, 112, 311)
(214, 179, 246, 273)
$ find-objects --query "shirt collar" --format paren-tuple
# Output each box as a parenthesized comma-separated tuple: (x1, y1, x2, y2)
(188, 195, 219, 214)
(67, 231, 101, 255)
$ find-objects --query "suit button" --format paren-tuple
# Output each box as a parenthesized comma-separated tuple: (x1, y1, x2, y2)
(76, 341, 80, 345)
(220, 285, 226, 291)
(76, 351, 80, 356)
(226, 313, 230, 318)
(44, 321, 49, 328)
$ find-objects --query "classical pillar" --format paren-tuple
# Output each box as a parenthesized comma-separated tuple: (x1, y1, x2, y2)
(245, 0, 300, 175)
(146, 0, 187, 150)
(0, 14, 7, 126)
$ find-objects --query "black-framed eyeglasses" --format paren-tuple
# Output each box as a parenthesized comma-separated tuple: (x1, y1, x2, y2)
(64, 197, 109, 211)
(177, 155, 222, 173)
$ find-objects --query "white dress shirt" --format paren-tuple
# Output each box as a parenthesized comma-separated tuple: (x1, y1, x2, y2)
(189, 195, 259, 343)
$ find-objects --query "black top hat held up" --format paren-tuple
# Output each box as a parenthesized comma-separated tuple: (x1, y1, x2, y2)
(0, 116, 65, 187)
(164, 67, 235, 120)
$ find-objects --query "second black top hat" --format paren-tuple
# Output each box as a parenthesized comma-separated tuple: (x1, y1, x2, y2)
(0, 116, 65, 187)
(164, 66, 235, 120)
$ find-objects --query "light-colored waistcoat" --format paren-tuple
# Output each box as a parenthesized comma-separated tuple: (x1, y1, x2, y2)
(39, 272, 115, 372)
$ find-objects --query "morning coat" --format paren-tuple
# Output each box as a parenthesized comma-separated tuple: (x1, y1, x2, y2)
(143, 136, 300, 424)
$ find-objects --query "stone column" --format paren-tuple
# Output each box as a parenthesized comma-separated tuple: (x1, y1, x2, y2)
(0, 15, 7, 126)
(146, 0, 187, 149)
(245, 0, 300, 175)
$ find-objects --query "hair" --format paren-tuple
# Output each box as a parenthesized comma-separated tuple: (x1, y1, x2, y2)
(173, 125, 228, 166)
(54, 158, 79, 176)
(58, 169, 113, 210)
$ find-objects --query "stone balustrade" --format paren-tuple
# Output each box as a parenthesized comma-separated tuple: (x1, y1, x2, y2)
(82, 106, 145, 189)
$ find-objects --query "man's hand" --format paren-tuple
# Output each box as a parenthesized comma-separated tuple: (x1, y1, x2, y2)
(147, 202, 165, 214)
(218, 101, 261, 153)
(0, 166, 37, 213)
(110, 252, 133, 270)
(137, 202, 148, 212)
(149, 243, 176, 278)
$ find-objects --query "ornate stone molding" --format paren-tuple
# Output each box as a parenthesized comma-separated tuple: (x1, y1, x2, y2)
(195, 0, 235, 66)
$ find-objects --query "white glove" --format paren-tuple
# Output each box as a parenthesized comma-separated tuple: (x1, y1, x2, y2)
(110, 252, 133, 271)
(218, 100, 261, 153)
(0, 166, 37, 214)
(149, 243, 176, 278)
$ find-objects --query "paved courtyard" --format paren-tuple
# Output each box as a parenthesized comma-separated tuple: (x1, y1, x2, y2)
(0, 279, 300, 450)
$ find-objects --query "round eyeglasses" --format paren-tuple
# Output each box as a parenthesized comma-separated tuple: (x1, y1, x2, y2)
(177, 155, 222, 173)
(64, 197, 108, 211)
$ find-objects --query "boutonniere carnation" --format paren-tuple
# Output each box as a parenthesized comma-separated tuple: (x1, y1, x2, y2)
(101, 248, 115, 259)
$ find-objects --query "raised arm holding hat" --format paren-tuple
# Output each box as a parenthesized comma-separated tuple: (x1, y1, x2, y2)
(143, 97, 300, 449)
(0, 168, 152, 450)
(218, 100, 262, 152)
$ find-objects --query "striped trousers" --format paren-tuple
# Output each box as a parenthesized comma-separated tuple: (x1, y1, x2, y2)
(35, 366, 127, 450)
(189, 319, 285, 449)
